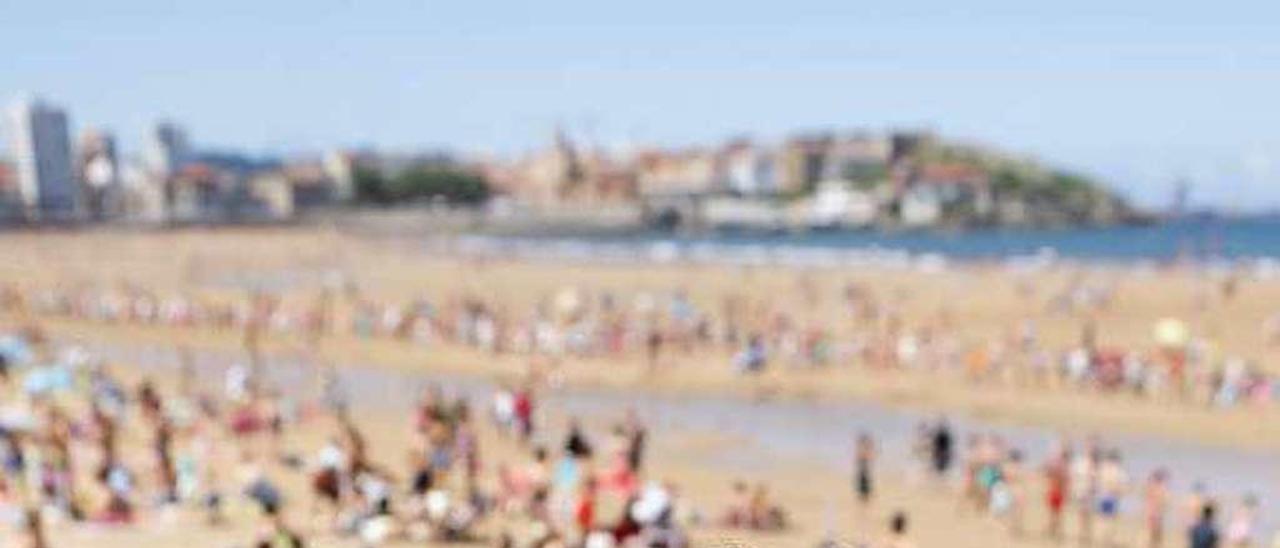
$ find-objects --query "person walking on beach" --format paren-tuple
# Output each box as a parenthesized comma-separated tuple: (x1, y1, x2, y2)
(733, 334, 768, 374)
(618, 407, 647, 473)
(1071, 441, 1101, 545)
(514, 382, 536, 442)
(645, 328, 664, 372)
(1143, 468, 1171, 547)
(929, 418, 953, 479)
(853, 432, 875, 510)
(998, 449, 1027, 538)
(1096, 450, 1130, 547)
(1184, 482, 1210, 533)
(1043, 447, 1070, 541)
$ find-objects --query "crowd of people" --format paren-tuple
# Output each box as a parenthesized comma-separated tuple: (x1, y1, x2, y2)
(0, 318, 1271, 547)
(0, 268, 1277, 547)
(842, 417, 1268, 547)
(3, 273, 1280, 414)
(0, 325, 713, 548)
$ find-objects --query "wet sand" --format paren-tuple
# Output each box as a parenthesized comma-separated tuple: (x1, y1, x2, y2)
(35, 342, 1156, 548)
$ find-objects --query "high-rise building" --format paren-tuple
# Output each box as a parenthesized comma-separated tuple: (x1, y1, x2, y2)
(146, 120, 191, 177)
(6, 97, 78, 219)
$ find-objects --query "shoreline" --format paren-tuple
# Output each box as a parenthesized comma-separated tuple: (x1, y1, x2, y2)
(4, 213, 1280, 265)
(2, 227, 1276, 545)
(32, 317, 1280, 454)
(29, 330, 1169, 548)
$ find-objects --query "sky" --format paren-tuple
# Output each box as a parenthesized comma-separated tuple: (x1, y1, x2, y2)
(3, 0, 1279, 210)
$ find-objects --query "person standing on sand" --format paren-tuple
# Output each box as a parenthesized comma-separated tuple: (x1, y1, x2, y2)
(733, 333, 768, 374)
(999, 449, 1027, 538)
(1191, 503, 1221, 548)
(1143, 468, 1171, 548)
(514, 382, 536, 443)
(1042, 446, 1070, 540)
(564, 417, 593, 460)
(1096, 450, 1130, 547)
(960, 434, 986, 512)
(929, 418, 953, 479)
(853, 432, 875, 509)
(645, 327, 664, 372)
(619, 408, 647, 474)
(1072, 440, 1101, 545)
(1225, 494, 1258, 547)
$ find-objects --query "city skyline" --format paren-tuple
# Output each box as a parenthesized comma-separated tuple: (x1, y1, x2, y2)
(4, 1, 1280, 210)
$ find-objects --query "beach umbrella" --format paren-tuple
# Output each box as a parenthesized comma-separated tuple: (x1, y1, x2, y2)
(1153, 318, 1189, 348)
(554, 288, 583, 318)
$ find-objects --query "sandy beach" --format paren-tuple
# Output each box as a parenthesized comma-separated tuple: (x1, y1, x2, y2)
(0, 227, 1275, 547)
(13, 346, 1152, 548)
(2, 229, 1279, 448)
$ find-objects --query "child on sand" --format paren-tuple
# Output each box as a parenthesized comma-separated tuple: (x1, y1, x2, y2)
(886, 511, 916, 548)
(1225, 494, 1258, 547)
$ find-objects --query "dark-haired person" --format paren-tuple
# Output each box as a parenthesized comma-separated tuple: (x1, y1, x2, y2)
(929, 418, 953, 478)
(1190, 503, 1220, 548)
(853, 433, 875, 509)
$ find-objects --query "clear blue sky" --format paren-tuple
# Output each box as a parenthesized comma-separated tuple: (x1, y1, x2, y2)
(4, 1, 1279, 210)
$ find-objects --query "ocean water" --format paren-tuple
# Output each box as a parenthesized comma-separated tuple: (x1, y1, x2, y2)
(464, 216, 1280, 264)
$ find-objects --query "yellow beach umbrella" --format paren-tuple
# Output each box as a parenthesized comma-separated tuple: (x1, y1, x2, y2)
(1153, 318, 1189, 349)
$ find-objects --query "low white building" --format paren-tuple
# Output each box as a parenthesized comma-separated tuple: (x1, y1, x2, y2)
(900, 187, 944, 227)
(805, 180, 880, 227)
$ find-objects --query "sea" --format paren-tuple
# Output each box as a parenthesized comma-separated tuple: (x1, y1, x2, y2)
(452, 215, 1280, 266)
